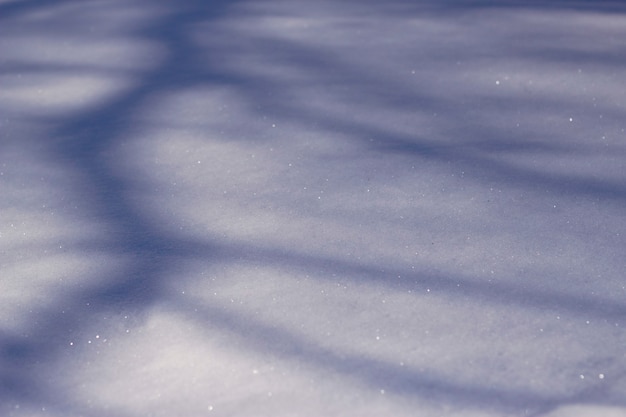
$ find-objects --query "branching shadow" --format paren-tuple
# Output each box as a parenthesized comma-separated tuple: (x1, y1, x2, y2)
(1, 0, 625, 415)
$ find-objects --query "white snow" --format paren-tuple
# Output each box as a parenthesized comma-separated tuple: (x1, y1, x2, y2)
(1, 0, 626, 416)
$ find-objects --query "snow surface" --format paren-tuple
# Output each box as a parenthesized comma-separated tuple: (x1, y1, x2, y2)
(1, 0, 626, 416)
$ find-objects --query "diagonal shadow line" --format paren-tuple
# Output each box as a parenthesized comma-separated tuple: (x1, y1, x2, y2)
(237, 248, 626, 325)
(204, 21, 626, 205)
(172, 293, 614, 415)
(3, 222, 623, 412)
(234, 65, 626, 205)
(68, 233, 626, 325)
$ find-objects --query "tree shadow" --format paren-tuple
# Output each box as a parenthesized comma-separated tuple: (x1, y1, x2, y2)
(1, 0, 625, 415)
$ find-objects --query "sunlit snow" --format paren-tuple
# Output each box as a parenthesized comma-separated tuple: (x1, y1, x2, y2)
(1, 0, 626, 416)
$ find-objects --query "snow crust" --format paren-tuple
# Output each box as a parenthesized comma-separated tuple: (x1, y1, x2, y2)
(1, 0, 625, 416)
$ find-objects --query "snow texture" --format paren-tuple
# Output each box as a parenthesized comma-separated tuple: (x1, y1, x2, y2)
(1, 0, 626, 416)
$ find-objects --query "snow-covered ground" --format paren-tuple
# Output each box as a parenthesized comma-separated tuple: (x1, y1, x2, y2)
(1, 0, 626, 416)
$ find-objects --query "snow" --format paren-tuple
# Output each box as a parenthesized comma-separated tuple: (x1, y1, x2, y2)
(1, 0, 626, 416)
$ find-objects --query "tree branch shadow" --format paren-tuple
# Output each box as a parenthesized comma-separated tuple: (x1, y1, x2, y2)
(1, 0, 625, 415)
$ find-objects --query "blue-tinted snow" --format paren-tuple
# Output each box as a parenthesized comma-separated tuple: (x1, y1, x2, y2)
(1, 0, 625, 416)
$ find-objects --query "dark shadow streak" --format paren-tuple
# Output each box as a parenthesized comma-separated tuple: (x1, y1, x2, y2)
(2, 0, 626, 415)
(173, 293, 622, 415)
(72, 235, 626, 325)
